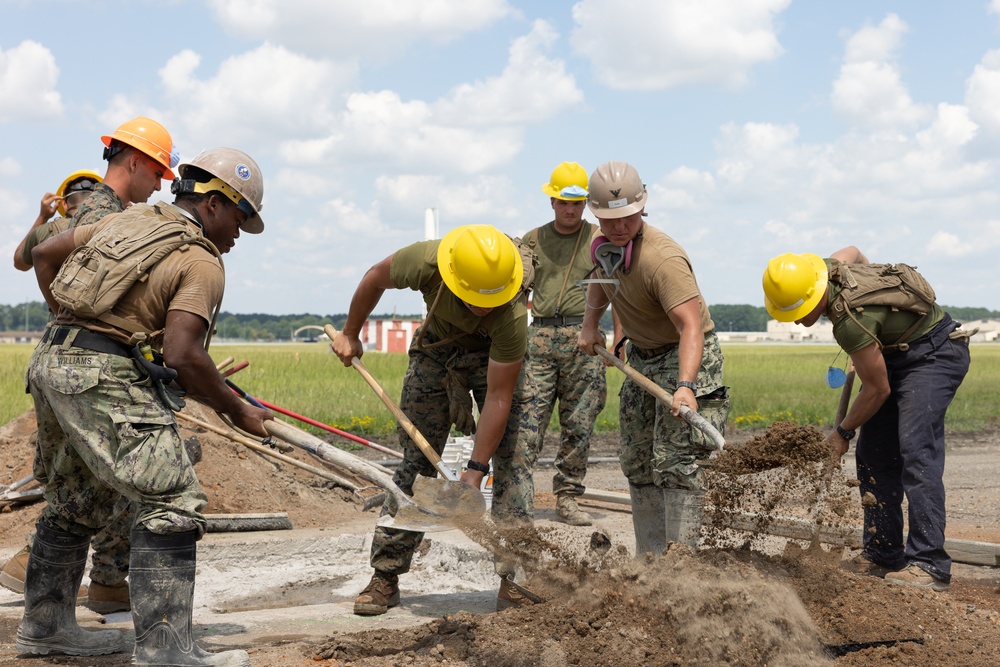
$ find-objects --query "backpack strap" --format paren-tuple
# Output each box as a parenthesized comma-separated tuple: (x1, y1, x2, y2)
(829, 262, 926, 353)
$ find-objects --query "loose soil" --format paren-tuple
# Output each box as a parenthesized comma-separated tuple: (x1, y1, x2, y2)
(1, 404, 998, 666)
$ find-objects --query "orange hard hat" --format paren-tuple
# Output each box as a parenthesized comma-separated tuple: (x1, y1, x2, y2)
(101, 116, 177, 179)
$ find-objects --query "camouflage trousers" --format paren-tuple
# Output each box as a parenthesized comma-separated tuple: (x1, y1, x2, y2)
(370, 328, 537, 577)
(618, 332, 729, 492)
(525, 324, 607, 497)
(26, 326, 207, 543)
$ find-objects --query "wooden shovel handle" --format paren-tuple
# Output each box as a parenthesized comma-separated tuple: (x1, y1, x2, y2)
(595, 345, 726, 451)
(324, 324, 457, 481)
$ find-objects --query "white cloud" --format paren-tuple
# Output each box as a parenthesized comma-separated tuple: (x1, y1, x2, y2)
(207, 0, 516, 60)
(376, 174, 520, 221)
(928, 231, 975, 258)
(434, 20, 584, 126)
(0, 41, 62, 123)
(156, 43, 356, 149)
(964, 49, 1000, 132)
(831, 14, 930, 130)
(570, 0, 789, 91)
(0, 157, 21, 177)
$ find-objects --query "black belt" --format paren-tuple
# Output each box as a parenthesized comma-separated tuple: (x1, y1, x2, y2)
(43, 326, 133, 358)
(531, 316, 584, 327)
(630, 342, 678, 359)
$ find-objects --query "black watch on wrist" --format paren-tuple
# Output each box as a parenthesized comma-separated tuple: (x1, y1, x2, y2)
(836, 424, 856, 441)
(466, 459, 490, 475)
(676, 380, 698, 393)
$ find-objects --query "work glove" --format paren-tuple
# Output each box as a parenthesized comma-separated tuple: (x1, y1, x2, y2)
(131, 346, 187, 412)
(444, 369, 476, 436)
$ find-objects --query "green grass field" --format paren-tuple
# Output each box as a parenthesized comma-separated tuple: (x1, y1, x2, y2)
(2, 342, 997, 437)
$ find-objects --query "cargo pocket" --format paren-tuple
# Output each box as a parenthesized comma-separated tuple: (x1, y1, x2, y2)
(44, 356, 101, 395)
(111, 406, 187, 496)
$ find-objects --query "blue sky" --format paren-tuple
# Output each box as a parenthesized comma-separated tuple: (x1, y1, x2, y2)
(4, 0, 1000, 316)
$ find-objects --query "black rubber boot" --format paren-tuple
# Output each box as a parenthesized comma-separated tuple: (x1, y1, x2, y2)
(15, 521, 126, 656)
(131, 529, 250, 667)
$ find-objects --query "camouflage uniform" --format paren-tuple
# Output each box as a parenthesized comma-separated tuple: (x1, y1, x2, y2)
(69, 183, 124, 229)
(370, 327, 537, 577)
(21, 182, 135, 587)
(527, 325, 606, 495)
(26, 326, 207, 539)
(618, 333, 729, 491)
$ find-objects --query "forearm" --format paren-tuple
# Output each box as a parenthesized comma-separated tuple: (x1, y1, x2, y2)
(582, 283, 608, 329)
(677, 326, 704, 383)
(342, 260, 394, 337)
(468, 393, 513, 465)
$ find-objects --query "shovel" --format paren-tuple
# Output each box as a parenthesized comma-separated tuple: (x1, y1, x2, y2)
(263, 419, 461, 533)
(323, 324, 487, 524)
(595, 345, 726, 451)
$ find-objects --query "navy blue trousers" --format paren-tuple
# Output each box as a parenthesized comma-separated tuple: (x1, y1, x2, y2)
(856, 314, 970, 582)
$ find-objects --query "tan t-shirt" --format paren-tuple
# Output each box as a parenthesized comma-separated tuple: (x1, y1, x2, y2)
(55, 203, 225, 348)
(596, 223, 714, 348)
(20, 217, 71, 267)
(389, 239, 528, 364)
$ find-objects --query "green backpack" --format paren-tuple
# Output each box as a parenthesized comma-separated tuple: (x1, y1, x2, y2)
(827, 260, 937, 352)
(50, 203, 221, 340)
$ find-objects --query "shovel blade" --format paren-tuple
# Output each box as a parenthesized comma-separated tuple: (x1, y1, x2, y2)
(409, 475, 487, 523)
(377, 506, 454, 533)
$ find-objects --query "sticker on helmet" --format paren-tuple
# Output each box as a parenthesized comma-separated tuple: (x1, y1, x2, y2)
(235, 164, 251, 181)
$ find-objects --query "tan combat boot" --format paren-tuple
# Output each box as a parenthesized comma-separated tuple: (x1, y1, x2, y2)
(353, 571, 400, 616)
(86, 580, 130, 613)
(555, 493, 593, 526)
(1, 545, 89, 605)
(496, 576, 542, 611)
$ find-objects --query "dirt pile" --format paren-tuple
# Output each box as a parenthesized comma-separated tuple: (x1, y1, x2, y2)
(1, 413, 999, 666)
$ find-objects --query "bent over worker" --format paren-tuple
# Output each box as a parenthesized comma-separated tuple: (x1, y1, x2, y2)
(332, 224, 537, 615)
(763, 248, 971, 592)
(22, 147, 270, 666)
(577, 160, 729, 557)
(523, 161, 607, 526)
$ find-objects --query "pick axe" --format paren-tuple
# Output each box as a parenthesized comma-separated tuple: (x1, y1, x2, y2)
(594, 345, 726, 451)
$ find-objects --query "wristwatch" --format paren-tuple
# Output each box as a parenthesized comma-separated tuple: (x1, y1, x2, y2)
(466, 459, 490, 475)
(835, 424, 857, 441)
(676, 380, 698, 393)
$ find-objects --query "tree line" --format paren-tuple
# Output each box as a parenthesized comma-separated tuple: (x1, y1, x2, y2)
(2, 302, 997, 341)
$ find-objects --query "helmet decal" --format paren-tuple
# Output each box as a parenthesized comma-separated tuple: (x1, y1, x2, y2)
(235, 164, 251, 181)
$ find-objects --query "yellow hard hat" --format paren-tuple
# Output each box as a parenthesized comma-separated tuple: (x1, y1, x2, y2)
(101, 116, 177, 180)
(55, 169, 102, 217)
(437, 225, 523, 309)
(762, 253, 829, 322)
(542, 161, 589, 201)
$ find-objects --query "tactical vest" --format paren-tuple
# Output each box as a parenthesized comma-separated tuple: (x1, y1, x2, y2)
(827, 260, 937, 352)
(50, 203, 222, 343)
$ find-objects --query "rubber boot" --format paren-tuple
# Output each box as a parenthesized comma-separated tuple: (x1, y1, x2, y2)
(15, 522, 125, 656)
(555, 493, 593, 526)
(629, 483, 667, 558)
(130, 529, 250, 667)
(1, 545, 89, 604)
(664, 489, 704, 548)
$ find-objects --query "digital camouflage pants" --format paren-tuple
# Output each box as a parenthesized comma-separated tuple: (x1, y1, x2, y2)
(619, 332, 729, 492)
(525, 324, 606, 497)
(26, 326, 207, 547)
(370, 328, 537, 577)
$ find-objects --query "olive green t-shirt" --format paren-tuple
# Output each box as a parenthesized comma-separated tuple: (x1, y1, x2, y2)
(389, 240, 528, 363)
(596, 223, 714, 348)
(825, 259, 944, 353)
(524, 221, 595, 318)
(20, 216, 71, 267)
